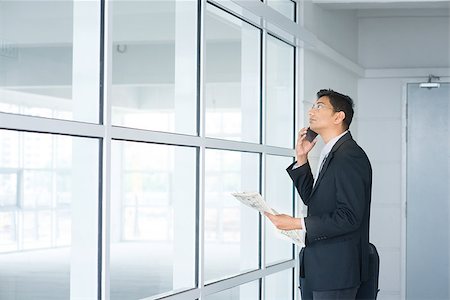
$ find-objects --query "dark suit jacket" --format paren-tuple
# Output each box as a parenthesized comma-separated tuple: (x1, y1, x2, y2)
(286, 132, 372, 291)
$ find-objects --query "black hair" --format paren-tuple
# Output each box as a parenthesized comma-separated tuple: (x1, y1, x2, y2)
(317, 89, 354, 130)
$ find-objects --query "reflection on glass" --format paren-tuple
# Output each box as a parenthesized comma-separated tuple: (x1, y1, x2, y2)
(204, 280, 260, 300)
(266, 35, 294, 148)
(204, 149, 260, 282)
(265, 269, 293, 300)
(111, 0, 198, 134)
(110, 141, 197, 300)
(265, 155, 294, 265)
(0, 1, 100, 123)
(205, 4, 261, 142)
(0, 130, 99, 299)
(267, 0, 296, 21)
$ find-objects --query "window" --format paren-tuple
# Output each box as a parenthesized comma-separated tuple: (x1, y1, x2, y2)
(204, 149, 260, 282)
(110, 141, 197, 299)
(0, 130, 99, 299)
(0, 1, 299, 299)
(205, 4, 261, 143)
(204, 280, 260, 300)
(0, 1, 101, 123)
(267, 0, 296, 21)
(265, 268, 294, 300)
(265, 155, 294, 264)
(265, 35, 295, 148)
(111, 0, 198, 134)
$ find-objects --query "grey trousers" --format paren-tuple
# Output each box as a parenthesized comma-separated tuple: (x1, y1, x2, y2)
(312, 286, 359, 300)
(299, 278, 359, 300)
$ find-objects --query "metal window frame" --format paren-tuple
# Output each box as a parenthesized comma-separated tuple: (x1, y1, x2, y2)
(0, 0, 301, 299)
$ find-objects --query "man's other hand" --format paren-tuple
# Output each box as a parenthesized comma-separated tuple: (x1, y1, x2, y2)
(264, 212, 302, 230)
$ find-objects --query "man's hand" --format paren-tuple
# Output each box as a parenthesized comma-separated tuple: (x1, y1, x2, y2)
(264, 212, 302, 230)
(296, 127, 317, 165)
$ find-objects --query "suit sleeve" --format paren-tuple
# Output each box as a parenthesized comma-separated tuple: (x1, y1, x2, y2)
(286, 161, 315, 206)
(304, 152, 370, 242)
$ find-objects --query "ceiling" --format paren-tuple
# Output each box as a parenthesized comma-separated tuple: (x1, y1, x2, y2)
(313, 0, 450, 11)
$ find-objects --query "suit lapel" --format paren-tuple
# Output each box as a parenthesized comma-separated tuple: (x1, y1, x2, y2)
(310, 132, 353, 196)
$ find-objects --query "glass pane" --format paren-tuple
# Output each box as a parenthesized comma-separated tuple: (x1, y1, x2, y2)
(204, 280, 260, 300)
(205, 4, 261, 143)
(110, 141, 197, 299)
(0, 130, 99, 299)
(23, 171, 53, 208)
(0, 212, 16, 252)
(266, 35, 294, 148)
(265, 269, 293, 300)
(267, 0, 296, 21)
(0, 1, 101, 123)
(0, 173, 17, 207)
(111, 0, 198, 134)
(265, 155, 294, 265)
(204, 149, 260, 282)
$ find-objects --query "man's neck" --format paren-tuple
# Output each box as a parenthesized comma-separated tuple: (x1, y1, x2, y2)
(320, 128, 347, 144)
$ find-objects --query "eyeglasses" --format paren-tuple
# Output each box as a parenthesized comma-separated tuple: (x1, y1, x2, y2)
(310, 102, 333, 111)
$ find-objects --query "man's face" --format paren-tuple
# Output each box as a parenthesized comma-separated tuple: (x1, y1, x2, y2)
(308, 96, 337, 132)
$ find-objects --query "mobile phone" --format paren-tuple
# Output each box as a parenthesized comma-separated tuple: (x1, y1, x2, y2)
(305, 128, 318, 142)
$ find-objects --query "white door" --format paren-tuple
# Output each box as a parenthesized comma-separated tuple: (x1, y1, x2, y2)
(406, 82, 450, 300)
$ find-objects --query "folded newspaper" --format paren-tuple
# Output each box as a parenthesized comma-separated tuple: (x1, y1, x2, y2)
(231, 191, 305, 247)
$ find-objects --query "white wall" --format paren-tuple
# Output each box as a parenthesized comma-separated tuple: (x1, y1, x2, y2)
(299, 2, 360, 176)
(357, 10, 450, 300)
(358, 15, 450, 68)
(357, 78, 404, 300)
(303, 1, 359, 62)
(302, 49, 359, 160)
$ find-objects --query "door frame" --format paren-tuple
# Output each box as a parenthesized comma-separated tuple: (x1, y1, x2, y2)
(401, 77, 450, 300)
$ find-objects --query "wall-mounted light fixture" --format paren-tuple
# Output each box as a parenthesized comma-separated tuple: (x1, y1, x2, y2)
(419, 74, 440, 89)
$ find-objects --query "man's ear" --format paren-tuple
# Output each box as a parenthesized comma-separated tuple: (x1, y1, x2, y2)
(334, 111, 346, 125)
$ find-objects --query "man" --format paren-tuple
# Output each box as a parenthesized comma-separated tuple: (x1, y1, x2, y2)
(265, 89, 372, 300)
